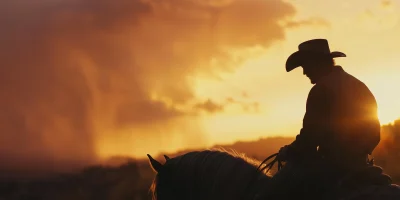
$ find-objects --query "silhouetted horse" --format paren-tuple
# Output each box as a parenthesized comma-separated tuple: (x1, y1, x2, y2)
(148, 149, 400, 200)
(148, 149, 270, 200)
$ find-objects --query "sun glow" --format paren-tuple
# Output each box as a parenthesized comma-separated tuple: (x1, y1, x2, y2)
(377, 99, 400, 125)
(364, 72, 400, 125)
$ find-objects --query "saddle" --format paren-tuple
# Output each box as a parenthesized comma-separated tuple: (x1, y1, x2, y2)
(287, 165, 392, 200)
(259, 153, 393, 199)
(337, 165, 392, 189)
(288, 159, 393, 199)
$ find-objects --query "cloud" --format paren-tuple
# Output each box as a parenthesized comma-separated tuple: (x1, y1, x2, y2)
(242, 91, 249, 98)
(225, 97, 260, 113)
(193, 94, 260, 114)
(0, 0, 297, 173)
(357, 2, 398, 32)
(284, 17, 330, 28)
(381, 0, 392, 8)
(194, 99, 225, 114)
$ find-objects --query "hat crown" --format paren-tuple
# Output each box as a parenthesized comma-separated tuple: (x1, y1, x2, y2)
(298, 39, 331, 54)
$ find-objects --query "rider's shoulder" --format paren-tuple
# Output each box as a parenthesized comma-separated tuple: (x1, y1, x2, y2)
(308, 84, 330, 99)
(310, 82, 329, 92)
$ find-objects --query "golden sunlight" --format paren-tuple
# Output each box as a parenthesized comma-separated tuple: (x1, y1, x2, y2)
(362, 72, 400, 125)
(3, 0, 400, 180)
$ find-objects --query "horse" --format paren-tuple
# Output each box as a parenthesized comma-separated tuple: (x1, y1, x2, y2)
(148, 148, 271, 200)
(148, 149, 400, 200)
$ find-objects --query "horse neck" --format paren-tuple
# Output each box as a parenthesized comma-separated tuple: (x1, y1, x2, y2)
(176, 151, 270, 199)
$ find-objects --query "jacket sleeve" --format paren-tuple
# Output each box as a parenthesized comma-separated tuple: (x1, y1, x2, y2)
(290, 84, 332, 154)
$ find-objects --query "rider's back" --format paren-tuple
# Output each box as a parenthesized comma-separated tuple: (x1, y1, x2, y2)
(313, 65, 381, 169)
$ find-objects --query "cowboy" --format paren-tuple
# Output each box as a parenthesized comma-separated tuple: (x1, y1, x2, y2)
(266, 39, 382, 198)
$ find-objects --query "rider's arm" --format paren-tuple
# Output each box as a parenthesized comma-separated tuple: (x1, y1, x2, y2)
(290, 84, 332, 154)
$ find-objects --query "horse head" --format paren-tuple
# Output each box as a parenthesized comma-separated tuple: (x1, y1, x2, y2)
(148, 153, 183, 200)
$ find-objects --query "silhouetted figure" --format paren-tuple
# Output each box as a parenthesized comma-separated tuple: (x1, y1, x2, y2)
(267, 39, 386, 198)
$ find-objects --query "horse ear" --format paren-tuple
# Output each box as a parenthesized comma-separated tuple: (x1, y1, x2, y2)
(147, 154, 163, 173)
(164, 155, 170, 161)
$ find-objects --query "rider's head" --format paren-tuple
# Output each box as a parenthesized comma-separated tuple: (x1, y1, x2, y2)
(285, 39, 346, 84)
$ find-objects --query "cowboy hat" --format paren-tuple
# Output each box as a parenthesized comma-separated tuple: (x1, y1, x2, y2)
(285, 39, 346, 72)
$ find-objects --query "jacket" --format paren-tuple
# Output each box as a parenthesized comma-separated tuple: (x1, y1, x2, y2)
(291, 66, 381, 168)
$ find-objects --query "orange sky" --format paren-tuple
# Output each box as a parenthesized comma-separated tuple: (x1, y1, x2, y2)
(1, 0, 399, 171)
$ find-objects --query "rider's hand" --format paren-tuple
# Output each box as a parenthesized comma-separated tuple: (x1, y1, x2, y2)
(278, 145, 293, 162)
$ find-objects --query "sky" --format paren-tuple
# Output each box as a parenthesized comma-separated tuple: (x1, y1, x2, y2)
(1, 0, 400, 172)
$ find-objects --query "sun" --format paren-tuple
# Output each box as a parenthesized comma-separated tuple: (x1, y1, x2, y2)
(373, 89, 400, 125)
(360, 72, 400, 125)
(376, 96, 400, 125)
(378, 109, 398, 125)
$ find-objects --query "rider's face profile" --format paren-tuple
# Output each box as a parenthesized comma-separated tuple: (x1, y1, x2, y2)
(301, 61, 318, 84)
(301, 57, 329, 84)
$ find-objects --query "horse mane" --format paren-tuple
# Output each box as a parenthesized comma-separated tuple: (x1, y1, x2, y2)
(149, 175, 158, 200)
(149, 148, 271, 200)
(210, 147, 268, 170)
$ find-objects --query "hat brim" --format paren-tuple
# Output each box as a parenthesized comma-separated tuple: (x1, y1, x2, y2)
(286, 51, 346, 72)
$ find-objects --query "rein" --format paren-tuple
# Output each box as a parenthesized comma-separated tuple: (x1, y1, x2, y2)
(257, 153, 283, 173)
(242, 152, 284, 199)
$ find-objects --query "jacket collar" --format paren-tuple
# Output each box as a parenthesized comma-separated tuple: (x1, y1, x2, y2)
(316, 65, 345, 85)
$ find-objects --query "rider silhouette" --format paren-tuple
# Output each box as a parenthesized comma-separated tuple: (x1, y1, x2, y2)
(267, 39, 382, 198)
